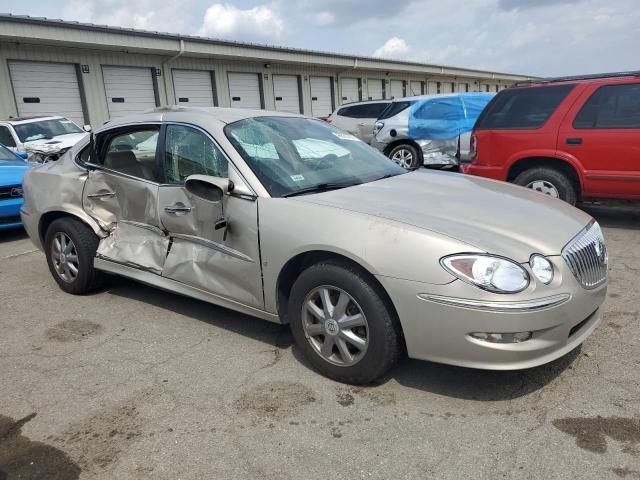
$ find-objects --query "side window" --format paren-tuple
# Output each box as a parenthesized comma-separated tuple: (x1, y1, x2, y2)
(164, 124, 228, 184)
(574, 84, 640, 129)
(343, 103, 388, 119)
(102, 128, 159, 181)
(414, 100, 463, 121)
(0, 126, 16, 148)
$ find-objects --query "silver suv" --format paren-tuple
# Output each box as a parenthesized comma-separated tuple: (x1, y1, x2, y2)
(371, 93, 494, 169)
(327, 100, 391, 144)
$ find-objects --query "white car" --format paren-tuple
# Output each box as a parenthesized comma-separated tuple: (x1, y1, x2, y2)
(0, 116, 89, 162)
(326, 100, 391, 144)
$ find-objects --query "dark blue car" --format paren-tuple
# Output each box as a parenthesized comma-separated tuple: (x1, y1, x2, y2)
(0, 144, 32, 230)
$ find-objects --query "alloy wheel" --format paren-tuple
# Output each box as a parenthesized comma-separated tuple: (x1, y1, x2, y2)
(51, 232, 80, 283)
(391, 148, 413, 169)
(301, 286, 369, 367)
(525, 180, 560, 198)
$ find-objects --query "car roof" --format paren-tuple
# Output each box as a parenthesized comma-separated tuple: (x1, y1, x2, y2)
(338, 99, 392, 107)
(394, 92, 495, 102)
(512, 71, 640, 88)
(0, 115, 66, 124)
(95, 106, 305, 133)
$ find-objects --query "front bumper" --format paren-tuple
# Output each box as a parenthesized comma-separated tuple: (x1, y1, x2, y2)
(376, 258, 607, 370)
(0, 198, 24, 230)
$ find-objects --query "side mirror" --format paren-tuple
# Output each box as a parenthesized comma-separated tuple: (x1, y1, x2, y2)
(185, 175, 229, 203)
(83, 125, 92, 132)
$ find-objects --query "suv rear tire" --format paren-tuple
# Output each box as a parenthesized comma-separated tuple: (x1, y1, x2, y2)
(288, 261, 402, 385)
(389, 144, 422, 169)
(44, 217, 104, 294)
(513, 167, 577, 205)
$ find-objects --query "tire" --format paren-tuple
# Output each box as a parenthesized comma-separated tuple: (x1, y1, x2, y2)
(288, 261, 402, 385)
(389, 144, 422, 169)
(44, 217, 104, 294)
(513, 167, 577, 205)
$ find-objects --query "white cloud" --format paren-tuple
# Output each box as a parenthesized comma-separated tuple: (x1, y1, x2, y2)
(314, 11, 336, 26)
(373, 37, 410, 58)
(199, 3, 284, 38)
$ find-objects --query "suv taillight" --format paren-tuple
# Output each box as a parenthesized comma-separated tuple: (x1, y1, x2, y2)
(469, 134, 478, 162)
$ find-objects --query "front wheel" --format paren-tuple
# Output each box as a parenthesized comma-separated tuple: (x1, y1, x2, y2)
(389, 144, 422, 169)
(513, 167, 577, 205)
(288, 261, 402, 384)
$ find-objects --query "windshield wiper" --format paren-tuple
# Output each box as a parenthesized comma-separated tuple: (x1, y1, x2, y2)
(282, 182, 361, 198)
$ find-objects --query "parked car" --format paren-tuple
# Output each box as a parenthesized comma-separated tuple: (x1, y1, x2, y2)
(22, 107, 607, 384)
(0, 116, 90, 162)
(0, 143, 32, 230)
(326, 100, 391, 143)
(462, 72, 640, 203)
(371, 93, 494, 169)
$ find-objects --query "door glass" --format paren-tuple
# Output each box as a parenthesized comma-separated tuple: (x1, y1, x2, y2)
(164, 124, 228, 184)
(574, 84, 640, 129)
(0, 126, 16, 147)
(102, 129, 159, 181)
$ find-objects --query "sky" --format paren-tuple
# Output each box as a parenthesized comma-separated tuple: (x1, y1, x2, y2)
(1, 0, 638, 76)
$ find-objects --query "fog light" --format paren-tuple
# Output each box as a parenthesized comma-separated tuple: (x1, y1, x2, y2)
(470, 332, 533, 343)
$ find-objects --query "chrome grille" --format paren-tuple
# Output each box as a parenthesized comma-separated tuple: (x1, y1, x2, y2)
(562, 221, 608, 289)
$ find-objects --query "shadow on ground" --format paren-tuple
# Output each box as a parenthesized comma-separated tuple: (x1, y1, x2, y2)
(108, 276, 580, 401)
(0, 227, 27, 244)
(580, 200, 640, 230)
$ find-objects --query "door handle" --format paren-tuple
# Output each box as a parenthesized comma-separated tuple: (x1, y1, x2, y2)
(164, 203, 193, 215)
(566, 137, 583, 145)
(87, 191, 116, 200)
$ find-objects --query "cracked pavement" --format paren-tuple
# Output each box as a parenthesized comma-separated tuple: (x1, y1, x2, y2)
(1, 202, 639, 479)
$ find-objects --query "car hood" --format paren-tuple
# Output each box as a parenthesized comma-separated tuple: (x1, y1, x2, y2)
(294, 169, 592, 262)
(0, 161, 30, 185)
(23, 132, 88, 151)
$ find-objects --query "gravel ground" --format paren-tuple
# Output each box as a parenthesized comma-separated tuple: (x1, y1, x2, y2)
(0, 202, 638, 480)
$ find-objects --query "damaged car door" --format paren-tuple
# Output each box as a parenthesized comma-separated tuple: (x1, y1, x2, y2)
(82, 125, 169, 273)
(158, 123, 263, 308)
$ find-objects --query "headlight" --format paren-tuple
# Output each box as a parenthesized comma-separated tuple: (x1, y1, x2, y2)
(530, 254, 553, 284)
(441, 254, 530, 293)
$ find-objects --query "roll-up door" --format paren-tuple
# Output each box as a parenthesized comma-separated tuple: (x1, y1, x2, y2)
(340, 78, 359, 104)
(173, 69, 215, 107)
(427, 82, 439, 95)
(228, 72, 262, 109)
(390, 80, 404, 99)
(310, 76, 333, 117)
(102, 66, 157, 119)
(8, 61, 85, 125)
(367, 79, 384, 100)
(456, 82, 469, 92)
(408, 81, 423, 96)
(442, 82, 454, 94)
(272, 75, 300, 113)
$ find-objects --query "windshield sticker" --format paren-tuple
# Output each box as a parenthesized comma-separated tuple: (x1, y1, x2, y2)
(332, 131, 359, 141)
(290, 174, 305, 182)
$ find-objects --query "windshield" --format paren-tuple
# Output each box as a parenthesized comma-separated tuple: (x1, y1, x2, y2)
(14, 118, 83, 143)
(224, 117, 406, 197)
(0, 145, 20, 162)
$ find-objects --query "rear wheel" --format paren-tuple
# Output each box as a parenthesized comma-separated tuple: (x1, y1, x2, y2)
(389, 144, 421, 169)
(513, 167, 577, 205)
(44, 217, 104, 294)
(288, 261, 402, 384)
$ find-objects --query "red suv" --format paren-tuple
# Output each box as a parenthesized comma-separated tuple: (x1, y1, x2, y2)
(462, 72, 640, 204)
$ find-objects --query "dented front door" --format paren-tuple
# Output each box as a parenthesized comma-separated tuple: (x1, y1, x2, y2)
(158, 123, 264, 308)
(82, 126, 169, 273)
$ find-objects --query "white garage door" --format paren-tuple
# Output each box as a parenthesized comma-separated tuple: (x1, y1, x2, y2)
(340, 78, 359, 104)
(441, 82, 454, 94)
(103, 66, 156, 119)
(427, 82, 438, 95)
(390, 80, 404, 99)
(367, 79, 384, 100)
(272, 75, 300, 113)
(408, 81, 423, 96)
(310, 76, 333, 117)
(456, 82, 469, 93)
(173, 69, 214, 107)
(228, 72, 262, 109)
(8, 61, 85, 126)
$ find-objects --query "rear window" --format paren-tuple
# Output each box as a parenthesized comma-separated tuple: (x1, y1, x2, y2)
(475, 84, 575, 130)
(337, 103, 389, 119)
(378, 101, 414, 120)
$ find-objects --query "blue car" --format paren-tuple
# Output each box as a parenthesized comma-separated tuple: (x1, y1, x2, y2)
(0, 144, 32, 230)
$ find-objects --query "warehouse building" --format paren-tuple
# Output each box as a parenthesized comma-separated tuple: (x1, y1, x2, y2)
(0, 14, 532, 128)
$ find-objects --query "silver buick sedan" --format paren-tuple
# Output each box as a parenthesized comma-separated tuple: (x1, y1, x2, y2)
(20, 107, 608, 384)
